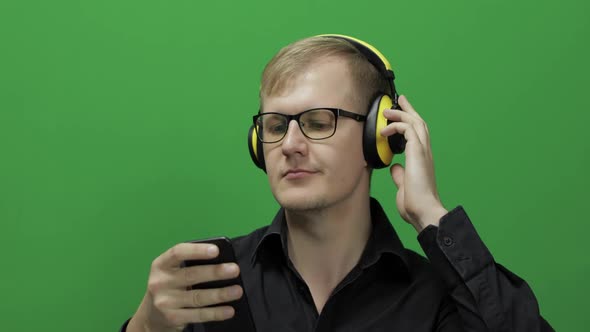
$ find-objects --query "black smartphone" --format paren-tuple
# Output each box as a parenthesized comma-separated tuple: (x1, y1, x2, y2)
(182, 237, 257, 332)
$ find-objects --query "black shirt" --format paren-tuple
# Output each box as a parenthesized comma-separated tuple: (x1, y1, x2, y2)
(122, 198, 553, 331)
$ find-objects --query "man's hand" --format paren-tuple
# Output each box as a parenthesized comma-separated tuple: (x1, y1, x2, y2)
(127, 243, 243, 332)
(380, 95, 448, 233)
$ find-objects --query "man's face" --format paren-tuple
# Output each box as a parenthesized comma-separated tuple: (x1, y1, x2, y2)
(261, 57, 370, 211)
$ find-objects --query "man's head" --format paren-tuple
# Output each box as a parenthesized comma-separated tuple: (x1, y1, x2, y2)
(260, 36, 390, 114)
(258, 36, 391, 212)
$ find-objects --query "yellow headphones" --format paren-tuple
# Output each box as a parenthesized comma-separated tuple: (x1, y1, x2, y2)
(248, 34, 406, 172)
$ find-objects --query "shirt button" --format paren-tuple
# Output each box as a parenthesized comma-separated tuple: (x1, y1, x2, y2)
(443, 236, 454, 246)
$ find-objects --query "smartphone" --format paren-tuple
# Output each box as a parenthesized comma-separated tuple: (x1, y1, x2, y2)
(182, 237, 257, 332)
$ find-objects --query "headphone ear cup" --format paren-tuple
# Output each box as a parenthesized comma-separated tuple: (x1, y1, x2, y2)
(363, 95, 396, 168)
(248, 125, 266, 172)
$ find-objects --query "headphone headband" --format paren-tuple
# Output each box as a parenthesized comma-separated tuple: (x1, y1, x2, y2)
(315, 34, 398, 101)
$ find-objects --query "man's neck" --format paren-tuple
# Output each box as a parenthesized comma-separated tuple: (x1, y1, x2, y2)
(284, 193, 372, 313)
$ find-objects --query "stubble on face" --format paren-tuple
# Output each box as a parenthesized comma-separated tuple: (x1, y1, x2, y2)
(276, 173, 367, 213)
(278, 194, 329, 213)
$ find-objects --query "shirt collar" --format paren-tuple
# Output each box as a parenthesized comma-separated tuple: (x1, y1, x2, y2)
(250, 197, 410, 273)
(250, 206, 288, 265)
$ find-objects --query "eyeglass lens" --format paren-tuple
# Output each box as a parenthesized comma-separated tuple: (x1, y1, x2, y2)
(257, 109, 337, 142)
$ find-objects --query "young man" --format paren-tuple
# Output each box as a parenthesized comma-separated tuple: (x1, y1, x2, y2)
(122, 35, 553, 331)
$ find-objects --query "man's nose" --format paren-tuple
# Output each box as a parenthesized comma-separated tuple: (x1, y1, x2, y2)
(281, 120, 308, 156)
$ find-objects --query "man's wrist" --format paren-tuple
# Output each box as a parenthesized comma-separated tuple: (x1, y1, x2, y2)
(415, 206, 448, 233)
(126, 293, 155, 332)
(126, 316, 146, 332)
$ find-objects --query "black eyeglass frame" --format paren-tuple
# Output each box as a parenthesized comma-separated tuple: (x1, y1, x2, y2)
(253, 108, 367, 143)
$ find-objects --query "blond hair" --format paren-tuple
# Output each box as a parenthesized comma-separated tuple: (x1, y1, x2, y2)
(259, 36, 390, 113)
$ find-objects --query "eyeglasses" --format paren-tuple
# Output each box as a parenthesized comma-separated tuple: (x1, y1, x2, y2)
(253, 108, 367, 143)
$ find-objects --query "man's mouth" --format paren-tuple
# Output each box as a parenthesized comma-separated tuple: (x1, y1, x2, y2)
(282, 169, 318, 179)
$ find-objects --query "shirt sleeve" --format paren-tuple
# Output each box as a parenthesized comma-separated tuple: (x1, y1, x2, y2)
(417, 205, 554, 332)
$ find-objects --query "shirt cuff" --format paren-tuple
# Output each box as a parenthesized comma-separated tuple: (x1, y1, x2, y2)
(417, 205, 495, 289)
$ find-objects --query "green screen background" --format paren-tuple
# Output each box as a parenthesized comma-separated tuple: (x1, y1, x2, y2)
(1, 0, 588, 330)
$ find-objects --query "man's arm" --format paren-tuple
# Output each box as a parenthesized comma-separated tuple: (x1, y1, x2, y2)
(381, 95, 553, 331)
(418, 206, 554, 332)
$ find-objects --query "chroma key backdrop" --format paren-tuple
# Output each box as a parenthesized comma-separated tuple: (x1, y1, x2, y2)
(0, 0, 588, 331)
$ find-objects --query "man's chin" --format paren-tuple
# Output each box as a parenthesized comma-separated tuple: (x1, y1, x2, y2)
(274, 190, 328, 212)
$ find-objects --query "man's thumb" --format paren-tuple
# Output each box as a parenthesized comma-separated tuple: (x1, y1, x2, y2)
(390, 163, 404, 189)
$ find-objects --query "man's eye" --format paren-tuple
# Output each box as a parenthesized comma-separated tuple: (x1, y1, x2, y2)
(307, 121, 332, 131)
(268, 124, 286, 133)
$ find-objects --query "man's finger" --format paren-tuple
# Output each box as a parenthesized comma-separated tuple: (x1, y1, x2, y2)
(184, 285, 243, 308)
(383, 108, 430, 146)
(380, 121, 422, 147)
(390, 163, 405, 189)
(162, 306, 235, 326)
(154, 243, 219, 269)
(175, 263, 240, 288)
(156, 285, 243, 310)
(194, 305, 235, 323)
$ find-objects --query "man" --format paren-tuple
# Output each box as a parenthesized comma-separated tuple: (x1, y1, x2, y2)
(121, 35, 553, 331)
